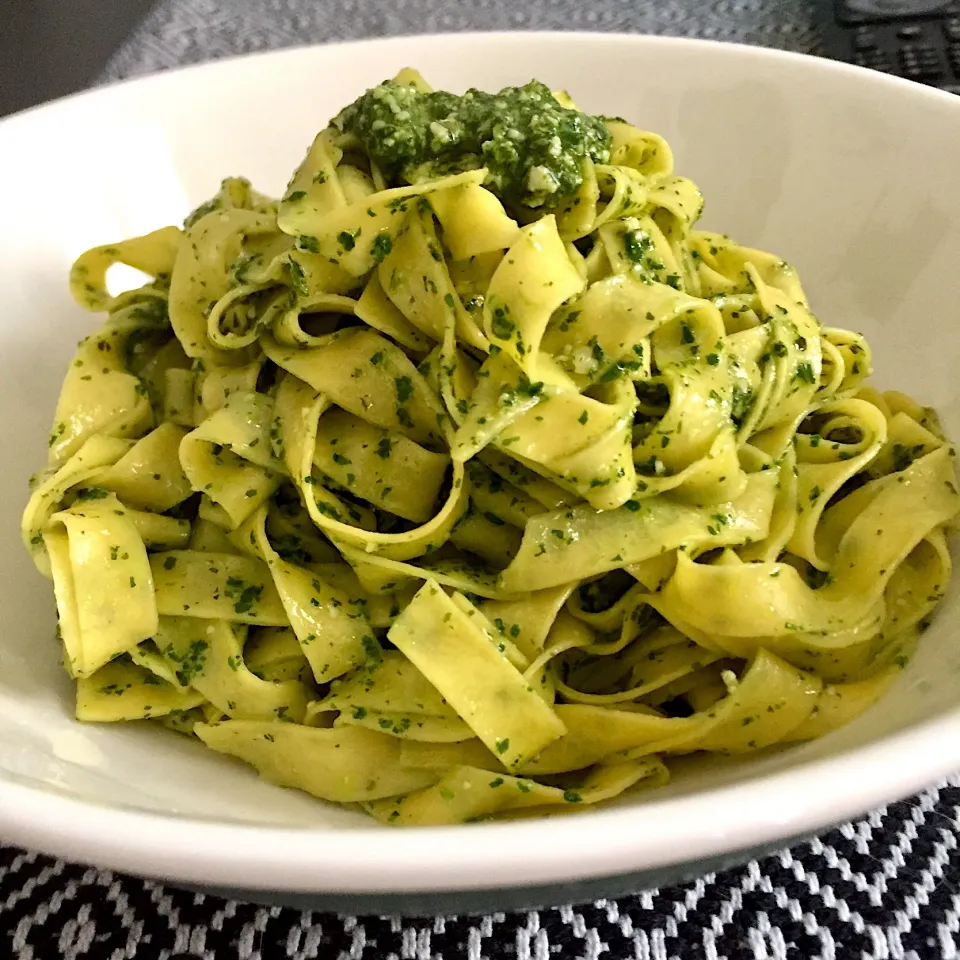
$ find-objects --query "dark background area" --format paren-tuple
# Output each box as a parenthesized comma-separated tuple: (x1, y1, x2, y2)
(0, 0, 157, 117)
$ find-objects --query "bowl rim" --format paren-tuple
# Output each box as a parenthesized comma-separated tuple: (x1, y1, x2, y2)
(3, 29, 960, 895)
(1, 713, 956, 893)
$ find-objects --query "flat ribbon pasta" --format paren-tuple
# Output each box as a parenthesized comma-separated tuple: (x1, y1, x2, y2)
(24, 70, 959, 827)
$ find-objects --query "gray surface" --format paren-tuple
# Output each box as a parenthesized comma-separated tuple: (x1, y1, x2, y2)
(0, 0, 157, 116)
(98, 0, 827, 84)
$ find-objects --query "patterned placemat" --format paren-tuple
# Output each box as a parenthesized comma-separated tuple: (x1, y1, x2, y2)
(5, 2, 960, 958)
(4, 782, 960, 958)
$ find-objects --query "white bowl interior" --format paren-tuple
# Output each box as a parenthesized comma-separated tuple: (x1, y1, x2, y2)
(3, 33, 960, 890)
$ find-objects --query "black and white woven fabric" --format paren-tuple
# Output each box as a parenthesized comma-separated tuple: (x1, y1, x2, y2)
(4, 2, 960, 957)
(4, 781, 960, 958)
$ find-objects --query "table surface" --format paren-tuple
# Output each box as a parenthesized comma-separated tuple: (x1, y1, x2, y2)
(0, 0, 157, 117)
(5, 2, 960, 958)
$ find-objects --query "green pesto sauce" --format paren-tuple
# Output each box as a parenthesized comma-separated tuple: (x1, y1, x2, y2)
(332, 79, 611, 212)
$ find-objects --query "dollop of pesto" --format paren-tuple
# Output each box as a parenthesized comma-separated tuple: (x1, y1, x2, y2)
(332, 79, 611, 212)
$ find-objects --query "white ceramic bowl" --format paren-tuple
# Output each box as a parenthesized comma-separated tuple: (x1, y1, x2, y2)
(3, 32, 960, 913)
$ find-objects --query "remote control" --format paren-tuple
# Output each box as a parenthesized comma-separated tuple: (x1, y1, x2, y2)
(819, 0, 960, 94)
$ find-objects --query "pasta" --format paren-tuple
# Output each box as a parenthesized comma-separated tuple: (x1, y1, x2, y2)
(22, 71, 960, 826)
